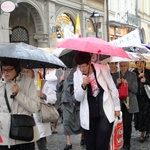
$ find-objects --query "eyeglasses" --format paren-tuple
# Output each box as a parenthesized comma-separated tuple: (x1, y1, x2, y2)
(2, 67, 15, 73)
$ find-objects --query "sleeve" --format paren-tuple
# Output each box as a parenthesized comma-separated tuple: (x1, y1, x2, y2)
(144, 69, 150, 84)
(42, 81, 57, 104)
(73, 69, 87, 102)
(15, 77, 41, 114)
(128, 72, 138, 94)
(101, 66, 121, 111)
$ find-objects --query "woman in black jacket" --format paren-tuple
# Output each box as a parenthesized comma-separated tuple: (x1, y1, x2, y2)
(133, 61, 150, 142)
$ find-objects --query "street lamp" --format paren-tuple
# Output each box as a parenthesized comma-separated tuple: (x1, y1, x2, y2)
(90, 11, 102, 38)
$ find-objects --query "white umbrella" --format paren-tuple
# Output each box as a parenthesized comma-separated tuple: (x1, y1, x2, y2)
(101, 52, 147, 64)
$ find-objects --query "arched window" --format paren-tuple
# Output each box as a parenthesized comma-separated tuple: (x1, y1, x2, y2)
(10, 26, 29, 43)
(56, 13, 75, 39)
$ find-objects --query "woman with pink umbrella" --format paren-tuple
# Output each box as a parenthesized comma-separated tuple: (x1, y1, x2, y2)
(73, 51, 121, 150)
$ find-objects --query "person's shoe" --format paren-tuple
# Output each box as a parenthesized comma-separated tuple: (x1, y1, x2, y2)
(123, 145, 130, 150)
(64, 144, 72, 150)
(139, 136, 145, 142)
(52, 131, 57, 134)
(80, 139, 85, 146)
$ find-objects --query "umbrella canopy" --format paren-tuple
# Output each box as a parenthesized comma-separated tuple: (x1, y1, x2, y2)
(58, 49, 76, 68)
(101, 52, 147, 63)
(122, 46, 150, 54)
(53, 48, 76, 68)
(141, 44, 150, 50)
(0, 42, 66, 68)
(56, 37, 130, 59)
(54, 48, 110, 68)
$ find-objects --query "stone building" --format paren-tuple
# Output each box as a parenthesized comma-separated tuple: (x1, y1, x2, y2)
(0, 0, 150, 48)
(0, 0, 105, 48)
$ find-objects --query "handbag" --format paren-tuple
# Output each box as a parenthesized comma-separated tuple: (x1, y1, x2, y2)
(109, 112, 123, 150)
(144, 84, 150, 99)
(4, 88, 35, 141)
(118, 81, 128, 100)
(38, 101, 60, 123)
(9, 114, 35, 141)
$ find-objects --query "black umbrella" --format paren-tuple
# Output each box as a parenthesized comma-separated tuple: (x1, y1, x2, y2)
(0, 42, 66, 69)
(58, 49, 77, 68)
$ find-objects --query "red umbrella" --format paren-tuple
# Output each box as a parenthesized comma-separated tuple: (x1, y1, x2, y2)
(56, 37, 130, 59)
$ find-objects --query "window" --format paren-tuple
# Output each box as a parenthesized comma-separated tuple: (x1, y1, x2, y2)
(10, 26, 29, 43)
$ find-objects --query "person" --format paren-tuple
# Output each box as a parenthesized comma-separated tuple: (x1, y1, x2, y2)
(91, 53, 98, 63)
(52, 68, 64, 133)
(73, 51, 121, 150)
(0, 58, 40, 150)
(133, 61, 150, 142)
(112, 62, 139, 150)
(22, 68, 57, 150)
(56, 68, 84, 150)
(108, 62, 118, 75)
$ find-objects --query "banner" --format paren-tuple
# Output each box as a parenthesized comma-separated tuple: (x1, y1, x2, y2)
(110, 28, 142, 47)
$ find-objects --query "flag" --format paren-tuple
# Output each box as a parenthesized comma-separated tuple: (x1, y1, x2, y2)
(75, 14, 81, 37)
(37, 72, 42, 90)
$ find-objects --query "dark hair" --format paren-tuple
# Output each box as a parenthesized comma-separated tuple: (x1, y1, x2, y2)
(75, 51, 91, 65)
(1, 58, 21, 75)
(135, 61, 146, 66)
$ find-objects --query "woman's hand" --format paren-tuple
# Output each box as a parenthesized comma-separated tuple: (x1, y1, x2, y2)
(117, 78, 121, 85)
(11, 82, 19, 96)
(115, 111, 120, 117)
(37, 90, 45, 99)
(140, 76, 146, 83)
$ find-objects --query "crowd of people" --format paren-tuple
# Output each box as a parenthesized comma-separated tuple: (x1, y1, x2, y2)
(0, 50, 150, 150)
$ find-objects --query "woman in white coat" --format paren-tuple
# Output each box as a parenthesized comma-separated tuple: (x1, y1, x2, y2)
(74, 52, 121, 150)
(22, 68, 57, 150)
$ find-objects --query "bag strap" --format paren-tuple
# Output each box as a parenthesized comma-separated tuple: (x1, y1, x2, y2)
(4, 87, 11, 113)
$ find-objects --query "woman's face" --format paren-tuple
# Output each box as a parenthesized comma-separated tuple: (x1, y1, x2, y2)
(119, 62, 128, 74)
(22, 68, 34, 79)
(78, 63, 90, 75)
(108, 62, 117, 73)
(135, 61, 145, 71)
(2, 66, 17, 80)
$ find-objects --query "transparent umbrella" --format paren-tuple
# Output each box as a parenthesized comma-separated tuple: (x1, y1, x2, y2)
(0, 42, 66, 69)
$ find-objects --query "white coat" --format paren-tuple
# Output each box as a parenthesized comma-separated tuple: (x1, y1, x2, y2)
(33, 74, 57, 138)
(74, 63, 121, 130)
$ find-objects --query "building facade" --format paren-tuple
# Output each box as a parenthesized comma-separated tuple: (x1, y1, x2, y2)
(0, 0, 105, 48)
(0, 0, 150, 48)
(108, 0, 150, 44)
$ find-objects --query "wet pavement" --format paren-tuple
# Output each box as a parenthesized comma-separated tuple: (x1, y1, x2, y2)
(46, 119, 150, 150)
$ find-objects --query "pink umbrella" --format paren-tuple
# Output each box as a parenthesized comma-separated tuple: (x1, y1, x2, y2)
(56, 37, 130, 59)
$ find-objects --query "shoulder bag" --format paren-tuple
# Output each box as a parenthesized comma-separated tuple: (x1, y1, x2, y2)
(38, 100, 60, 123)
(4, 88, 35, 141)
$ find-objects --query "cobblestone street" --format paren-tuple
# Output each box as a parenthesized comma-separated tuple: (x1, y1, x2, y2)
(46, 119, 150, 150)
